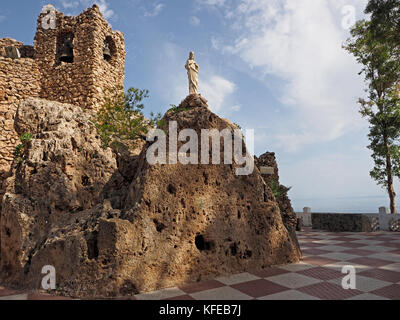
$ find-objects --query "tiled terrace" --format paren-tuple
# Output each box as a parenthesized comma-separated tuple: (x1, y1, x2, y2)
(1, 228, 399, 300)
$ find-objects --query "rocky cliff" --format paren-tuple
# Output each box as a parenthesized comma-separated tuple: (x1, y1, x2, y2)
(255, 152, 298, 234)
(0, 96, 301, 298)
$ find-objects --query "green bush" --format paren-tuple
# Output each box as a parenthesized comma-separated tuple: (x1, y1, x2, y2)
(94, 87, 163, 150)
(266, 179, 291, 199)
(14, 132, 33, 163)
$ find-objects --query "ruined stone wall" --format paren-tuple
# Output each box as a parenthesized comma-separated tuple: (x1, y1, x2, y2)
(34, 5, 125, 110)
(0, 38, 35, 59)
(0, 56, 41, 203)
(0, 39, 23, 57)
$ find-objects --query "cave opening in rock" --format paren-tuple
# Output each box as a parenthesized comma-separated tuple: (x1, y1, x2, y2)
(195, 234, 215, 251)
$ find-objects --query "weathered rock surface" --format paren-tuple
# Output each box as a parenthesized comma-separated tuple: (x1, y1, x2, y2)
(255, 152, 298, 235)
(0, 98, 119, 291)
(0, 96, 301, 298)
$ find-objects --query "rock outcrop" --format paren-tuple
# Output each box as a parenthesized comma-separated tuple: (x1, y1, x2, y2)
(0, 98, 119, 290)
(255, 152, 298, 235)
(0, 96, 301, 298)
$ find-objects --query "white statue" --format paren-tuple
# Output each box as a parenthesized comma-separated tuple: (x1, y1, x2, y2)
(185, 51, 199, 95)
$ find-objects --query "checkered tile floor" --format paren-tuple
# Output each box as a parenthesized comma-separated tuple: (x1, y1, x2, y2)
(1, 228, 399, 300)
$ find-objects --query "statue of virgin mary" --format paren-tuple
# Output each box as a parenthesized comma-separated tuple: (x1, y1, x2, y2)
(185, 51, 199, 95)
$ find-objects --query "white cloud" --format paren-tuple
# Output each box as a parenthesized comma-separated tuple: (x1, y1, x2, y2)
(0, 16, 5, 23)
(197, 0, 226, 6)
(201, 75, 236, 112)
(211, 36, 221, 50)
(96, 0, 114, 19)
(144, 3, 165, 17)
(61, 0, 79, 9)
(231, 104, 241, 112)
(68, 0, 115, 19)
(214, 0, 369, 152)
(190, 16, 200, 26)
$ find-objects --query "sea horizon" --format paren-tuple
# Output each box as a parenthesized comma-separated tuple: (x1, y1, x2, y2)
(292, 195, 397, 214)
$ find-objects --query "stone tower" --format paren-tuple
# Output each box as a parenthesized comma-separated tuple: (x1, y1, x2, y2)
(0, 4, 126, 206)
(34, 4, 126, 109)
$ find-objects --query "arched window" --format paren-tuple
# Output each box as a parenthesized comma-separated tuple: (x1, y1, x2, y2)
(57, 31, 74, 63)
(103, 36, 116, 63)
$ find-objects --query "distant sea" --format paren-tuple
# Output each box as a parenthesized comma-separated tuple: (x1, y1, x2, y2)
(292, 195, 396, 214)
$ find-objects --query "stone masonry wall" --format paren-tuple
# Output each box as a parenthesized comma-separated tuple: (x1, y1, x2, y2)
(34, 5, 125, 109)
(0, 57, 41, 205)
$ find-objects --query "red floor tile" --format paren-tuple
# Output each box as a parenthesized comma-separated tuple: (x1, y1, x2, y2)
(302, 248, 332, 256)
(249, 267, 290, 278)
(297, 267, 343, 281)
(342, 249, 376, 256)
(383, 242, 400, 248)
(179, 280, 225, 294)
(371, 284, 400, 300)
(348, 257, 393, 268)
(301, 256, 339, 266)
(375, 237, 399, 241)
(358, 268, 400, 283)
(298, 282, 363, 300)
(335, 242, 367, 249)
(324, 233, 350, 237)
(231, 279, 289, 298)
(329, 237, 359, 242)
(299, 242, 326, 248)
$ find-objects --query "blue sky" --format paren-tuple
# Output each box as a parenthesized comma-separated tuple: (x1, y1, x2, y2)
(1, 0, 397, 212)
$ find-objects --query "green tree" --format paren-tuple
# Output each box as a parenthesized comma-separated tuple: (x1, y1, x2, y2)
(344, 0, 400, 213)
(95, 87, 163, 151)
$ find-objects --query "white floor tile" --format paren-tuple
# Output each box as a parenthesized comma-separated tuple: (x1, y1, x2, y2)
(258, 289, 320, 300)
(328, 275, 391, 292)
(347, 293, 390, 300)
(278, 262, 315, 272)
(190, 286, 253, 300)
(319, 252, 361, 261)
(267, 273, 322, 289)
(317, 245, 350, 252)
(368, 252, 400, 263)
(358, 246, 395, 253)
(215, 272, 260, 286)
(312, 240, 344, 245)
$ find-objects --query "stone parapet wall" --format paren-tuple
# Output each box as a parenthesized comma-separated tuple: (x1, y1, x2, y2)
(311, 213, 377, 232)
